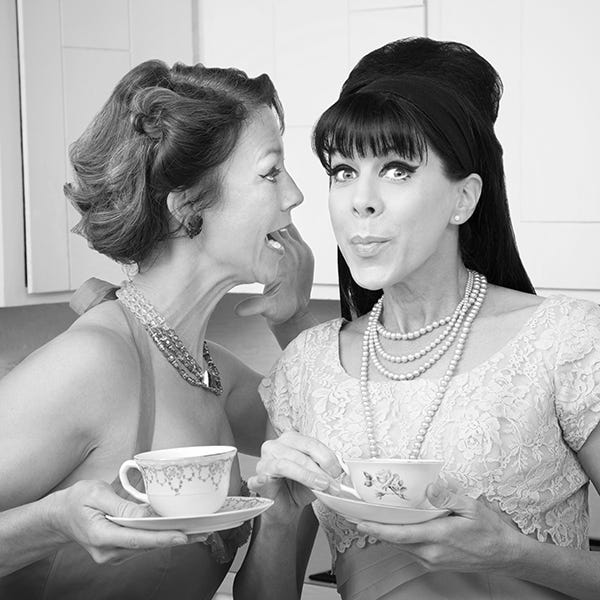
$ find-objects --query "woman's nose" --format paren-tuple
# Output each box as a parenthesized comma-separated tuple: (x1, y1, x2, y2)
(283, 176, 304, 211)
(352, 181, 381, 217)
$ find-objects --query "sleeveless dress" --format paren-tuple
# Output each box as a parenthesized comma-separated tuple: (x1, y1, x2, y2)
(0, 280, 243, 600)
(259, 295, 600, 600)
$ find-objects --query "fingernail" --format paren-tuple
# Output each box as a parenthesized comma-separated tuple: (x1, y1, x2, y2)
(171, 536, 187, 546)
(313, 476, 330, 490)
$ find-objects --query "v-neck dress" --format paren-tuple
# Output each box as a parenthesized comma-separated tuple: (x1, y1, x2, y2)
(259, 295, 600, 600)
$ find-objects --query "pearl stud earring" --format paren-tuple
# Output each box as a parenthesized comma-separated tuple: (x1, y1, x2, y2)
(453, 215, 461, 222)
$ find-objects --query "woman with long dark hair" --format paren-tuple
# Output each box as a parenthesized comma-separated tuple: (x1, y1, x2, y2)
(245, 38, 600, 599)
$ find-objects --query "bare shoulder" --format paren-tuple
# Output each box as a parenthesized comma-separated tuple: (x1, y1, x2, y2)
(480, 284, 544, 319)
(469, 285, 546, 345)
(1, 300, 140, 420)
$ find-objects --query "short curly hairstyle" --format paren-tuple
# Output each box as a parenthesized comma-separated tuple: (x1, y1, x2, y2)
(65, 60, 283, 265)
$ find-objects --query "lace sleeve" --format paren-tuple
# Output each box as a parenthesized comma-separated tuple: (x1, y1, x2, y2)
(553, 299, 600, 452)
(258, 330, 309, 435)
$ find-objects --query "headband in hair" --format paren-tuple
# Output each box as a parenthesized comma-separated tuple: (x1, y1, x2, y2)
(353, 76, 477, 171)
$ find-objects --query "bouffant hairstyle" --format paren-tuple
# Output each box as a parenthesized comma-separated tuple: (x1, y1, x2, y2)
(65, 60, 283, 265)
(313, 37, 534, 320)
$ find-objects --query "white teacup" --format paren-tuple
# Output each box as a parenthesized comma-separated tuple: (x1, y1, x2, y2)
(345, 458, 443, 508)
(119, 446, 237, 517)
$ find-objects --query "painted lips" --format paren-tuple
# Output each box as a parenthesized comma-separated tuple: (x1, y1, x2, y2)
(350, 235, 390, 257)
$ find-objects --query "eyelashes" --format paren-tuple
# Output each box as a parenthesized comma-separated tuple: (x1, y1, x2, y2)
(327, 159, 418, 183)
(261, 167, 282, 183)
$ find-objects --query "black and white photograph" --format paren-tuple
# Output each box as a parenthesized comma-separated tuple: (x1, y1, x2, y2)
(0, 1, 599, 598)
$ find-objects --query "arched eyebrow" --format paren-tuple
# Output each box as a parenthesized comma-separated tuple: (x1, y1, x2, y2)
(259, 148, 283, 160)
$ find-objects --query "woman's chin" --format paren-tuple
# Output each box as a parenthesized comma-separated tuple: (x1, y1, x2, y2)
(350, 270, 388, 291)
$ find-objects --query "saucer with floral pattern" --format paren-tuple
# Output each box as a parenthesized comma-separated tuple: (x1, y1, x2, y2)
(313, 489, 448, 525)
(106, 496, 273, 534)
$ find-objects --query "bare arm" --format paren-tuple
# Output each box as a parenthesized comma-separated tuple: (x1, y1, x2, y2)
(268, 308, 319, 350)
(0, 328, 190, 574)
(234, 504, 318, 600)
(234, 426, 342, 599)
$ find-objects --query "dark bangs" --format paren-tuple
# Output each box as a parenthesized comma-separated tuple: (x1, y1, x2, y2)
(313, 91, 429, 170)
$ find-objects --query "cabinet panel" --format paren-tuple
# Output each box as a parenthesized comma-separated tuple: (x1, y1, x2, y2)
(17, 0, 195, 297)
(200, 0, 275, 75)
(18, 0, 71, 293)
(274, 0, 348, 128)
(427, 0, 600, 295)
(62, 48, 131, 147)
(521, 0, 600, 222)
(129, 0, 194, 66)
(60, 0, 129, 49)
(63, 48, 132, 288)
(349, 6, 425, 66)
(351, 0, 424, 8)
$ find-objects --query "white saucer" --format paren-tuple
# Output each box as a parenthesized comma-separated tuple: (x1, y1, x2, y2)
(106, 496, 273, 534)
(313, 489, 449, 525)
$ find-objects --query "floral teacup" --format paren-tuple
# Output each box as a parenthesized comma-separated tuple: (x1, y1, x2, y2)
(118, 446, 236, 517)
(344, 458, 443, 508)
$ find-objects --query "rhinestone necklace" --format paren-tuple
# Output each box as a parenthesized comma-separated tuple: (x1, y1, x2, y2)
(359, 270, 487, 459)
(116, 281, 223, 395)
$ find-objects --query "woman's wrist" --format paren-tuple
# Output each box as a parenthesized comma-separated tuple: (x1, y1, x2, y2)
(266, 303, 311, 328)
(42, 489, 73, 545)
(259, 497, 307, 528)
(498, 529, 540, 578)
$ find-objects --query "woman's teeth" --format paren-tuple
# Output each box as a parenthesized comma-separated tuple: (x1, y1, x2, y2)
(265, 232, 284, 252)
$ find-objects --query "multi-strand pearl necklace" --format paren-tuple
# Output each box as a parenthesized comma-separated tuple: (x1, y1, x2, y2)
(116, 281, 223, 395)
(359, 270, 487, 459)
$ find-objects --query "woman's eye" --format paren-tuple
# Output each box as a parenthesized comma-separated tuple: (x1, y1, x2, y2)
(261, 167, 282, 183)
(381, 164, 411, 180)
(330, 165, 356, 183)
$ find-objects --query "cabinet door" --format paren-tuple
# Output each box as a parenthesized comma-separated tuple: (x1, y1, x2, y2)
(17, 0, 194, 293)
(428, 0, 600, 300)
(200, 0, 425, 298)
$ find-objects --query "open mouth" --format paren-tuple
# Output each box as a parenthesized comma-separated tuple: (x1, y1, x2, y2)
(265, 228, 286, 254)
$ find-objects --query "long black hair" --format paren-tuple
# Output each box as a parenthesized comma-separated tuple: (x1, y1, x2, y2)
(313, 37, 534, 320)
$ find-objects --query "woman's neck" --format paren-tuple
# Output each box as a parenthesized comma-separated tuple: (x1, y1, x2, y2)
(381, 264, 470, 333)
(129, 240, 240, 356)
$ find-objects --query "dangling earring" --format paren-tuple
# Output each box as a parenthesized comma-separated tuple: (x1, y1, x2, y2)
(185, 214, 203, 238)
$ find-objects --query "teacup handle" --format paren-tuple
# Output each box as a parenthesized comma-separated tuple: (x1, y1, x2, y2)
(118, 460, 149, 504)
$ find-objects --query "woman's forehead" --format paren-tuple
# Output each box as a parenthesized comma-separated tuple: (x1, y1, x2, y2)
(237, 108, 283, 160)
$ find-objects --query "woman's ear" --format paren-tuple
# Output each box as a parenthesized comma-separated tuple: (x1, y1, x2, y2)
(450, 173, 482, 225)
(167, 190, 188, 224)
(167, 191, 203, 238)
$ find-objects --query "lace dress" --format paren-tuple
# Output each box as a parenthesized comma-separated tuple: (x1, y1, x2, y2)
(259, 295, 600, 599)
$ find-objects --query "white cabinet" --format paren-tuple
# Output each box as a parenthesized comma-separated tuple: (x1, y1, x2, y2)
(0, 0, 194, 305)
(428, 0, 600, 301)
(1, 0, 599, 305)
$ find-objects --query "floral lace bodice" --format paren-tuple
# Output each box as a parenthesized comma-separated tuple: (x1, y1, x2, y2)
(259, 295, 600, 561)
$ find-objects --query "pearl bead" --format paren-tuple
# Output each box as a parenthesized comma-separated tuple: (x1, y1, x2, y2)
(359, 271, 486, 458)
